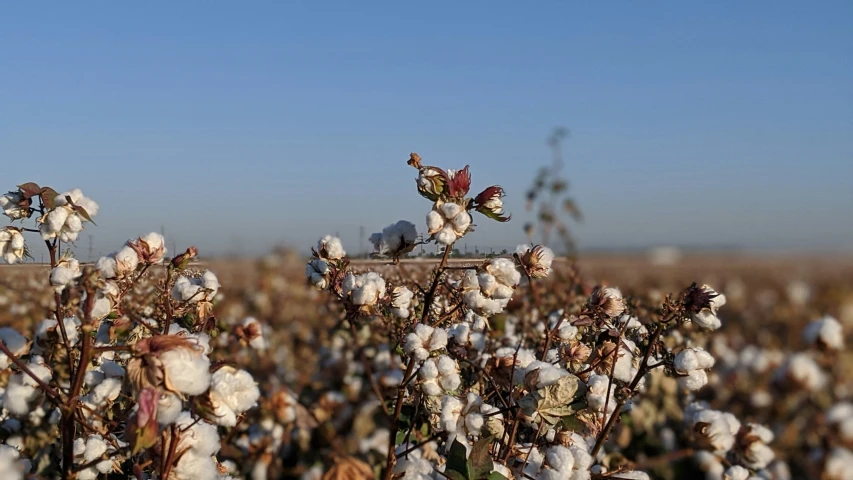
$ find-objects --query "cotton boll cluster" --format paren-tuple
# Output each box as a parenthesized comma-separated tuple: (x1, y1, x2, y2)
(317, 235, 346, 260)
(674, 347, 716, 391)
(369, 220, 418, 257)
(80, 362, 125, 428)
(514, 443, 594, 480)
(403, 324, 448, 361)
(206, 366, 261, 427)
(686, 403, 741, 454)
(390, 286, 414, 318)
(305, 258, 331, 289)
(2, 356, 52, 416)
(460, 258, 521, 316)
(803, 315, 844, 351)
(49, 256, 81, 292)
(449, 311, 488, 351)
(73, 435, 121, 479)
(168, 412, 223, 480)
(342, 272, 387, 306)
(426, 201, 472, 245)
(37, 189, 98, 242)
(515, 244, 555, 278)
(0, 444, 31, 480)
(439, 393, 501, 453)
(392, 442, 440, 480)
(586, 374, 617, 417)
(0, 228, 25, 264)
(172, 271, 220, 303)
(737, 424, 775, 470)
(0, 328, 30, 369)
(418, 355, 461, 396)
(0, 192, 29, 220)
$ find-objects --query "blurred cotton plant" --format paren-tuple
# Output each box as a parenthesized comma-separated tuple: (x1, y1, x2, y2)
(0, 180, 265, 479)
(291, 155, 803, 480)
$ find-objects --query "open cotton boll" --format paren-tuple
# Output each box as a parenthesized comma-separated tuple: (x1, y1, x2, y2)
(0, 444, 31, 480)
(170, 449, 219, 480)
(803, 316, 844, 351)
(157, 392, 184, 425)
(317, 235, 346, 260)
(159, 347, 211, 396)
(208, 366, 260, 427)
(50, 258, 82, 292)
(174, 411, 221, 457)
(96, 255, 118, 278)
(0, 327, 29, 370)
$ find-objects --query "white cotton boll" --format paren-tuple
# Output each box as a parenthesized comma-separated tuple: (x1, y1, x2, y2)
(464, 412, 484, 435)
(827, 403, 853, 441)
(449, 323, 471, 345)
(435, 225, 457, 245)
(96, 255, 117, 278)
(175, 411, 221, 456)
(157, 392, 183, 425)
(171, 450, 219, 480)
(428, 328, 448, 351)
(404, 335, 429, 362)
(675, 348, 715, 373)
(46, 207, 70, 233)
(211, 367, 260, 416)
(439, 202, 462, 220)
(426, 210, 444, 232)
(613, 340, 636, 383)
(825, 448, 853, 480)
(114, 246, 140, 275)
(487, 258, 521, 288)
(439, 373, 461, 392)
(0, 328, 29, 370)
(419, 360, 439, 380)
(478, 273, 498, 294)
(724, 465, 749, 480)
(693, 311, 722, 330)
(545, 445, 575, 473)
(92, 378, 122, 404)
(160, 347, 211, 396)
(0, 444, 30, 480)
(3, 380, 37, 416)
(679, 370, 709, 391)
(318, 235, 346, 260)
(803, 316, 844, 350)
(440, 396, 463, 433)
(201, 270, 220, 293)
(451, 211, 471, 232)
(64, 213, 83, 233)
(778, 353, 827, 392)
(437, 355, 457, 375)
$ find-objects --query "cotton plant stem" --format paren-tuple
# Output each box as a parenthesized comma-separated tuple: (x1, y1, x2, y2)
(382, 245, 453, 480)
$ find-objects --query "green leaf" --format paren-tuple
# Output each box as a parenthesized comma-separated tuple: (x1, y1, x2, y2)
(486, 474, 509, 480)
(445, 439, 470, 479)
(467, 436, 495, 480)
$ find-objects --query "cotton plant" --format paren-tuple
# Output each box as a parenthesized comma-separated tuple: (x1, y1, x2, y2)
(0, 184, 261, 480)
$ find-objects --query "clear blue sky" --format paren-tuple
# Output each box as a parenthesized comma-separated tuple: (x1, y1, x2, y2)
(2, 1, 851, 259)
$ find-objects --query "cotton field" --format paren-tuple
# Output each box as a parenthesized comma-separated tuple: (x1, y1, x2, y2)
(0, 160, 851, 480)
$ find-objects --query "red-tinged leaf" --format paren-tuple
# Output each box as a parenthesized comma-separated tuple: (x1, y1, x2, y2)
(448, 165, 472, 198)
(40, 187, 58, 209)
(17, 182, 41, 199)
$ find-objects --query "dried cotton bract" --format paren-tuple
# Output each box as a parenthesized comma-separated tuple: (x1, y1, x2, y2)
(515, 243, 555, 278)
